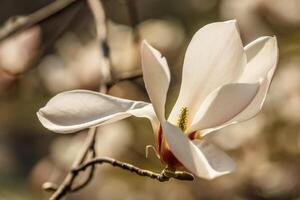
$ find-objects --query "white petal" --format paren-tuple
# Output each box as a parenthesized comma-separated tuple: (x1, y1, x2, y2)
(239, 36, 278, 83)
(187, 82, 260, 133)
(161, 122, 234, 179)
(191, 37, 278, 135)
(193, 140, 235, 175)
(231, 37, 278, 121)
(168, 20, 246, 124)
(37, 90, 159, 134)
(141, 41, 170, 121)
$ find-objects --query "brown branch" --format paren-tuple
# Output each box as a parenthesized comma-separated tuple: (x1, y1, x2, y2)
(125, 0, 140, 42)
(87, 0, 112, 84)
(46, 1, 111, 199)
(0, 0, 81, 42)
(73, 157, 195, 182)
(41, 0, 146, 199)
(107, 69, 143, 87)
(70, 137, 97, 192)
(48, 127, 97, 200)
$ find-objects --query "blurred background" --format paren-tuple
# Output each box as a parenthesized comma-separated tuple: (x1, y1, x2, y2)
(1, 0, 300, 199)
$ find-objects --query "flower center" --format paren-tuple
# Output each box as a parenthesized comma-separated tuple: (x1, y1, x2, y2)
(177, 107, 188, 132)
(156, 106, 201, 168)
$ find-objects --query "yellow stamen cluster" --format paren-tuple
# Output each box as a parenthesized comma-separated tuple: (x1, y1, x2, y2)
(177, 107, 188, 131)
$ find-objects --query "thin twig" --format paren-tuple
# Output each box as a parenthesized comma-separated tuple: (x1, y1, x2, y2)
(70, 136, 97, 192)
(107, 69, 142, 87)
(125, 0, 140, 42)
(41, 0, 151, 199)
(0, 0, 81, 42)
(87, 0, 112, 83)
(73, 157, 195, 182)
(47, 1, 111, 199)
(49, 128, 97, 200)
(75, 157, 169, 182)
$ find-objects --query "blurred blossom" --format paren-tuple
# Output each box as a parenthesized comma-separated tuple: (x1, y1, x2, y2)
(270, 57, 300, 122)
(0, 26, 40, 75)
(108, 80, 147, 101)
(141, 181, 194, 200)
(212, 115, 266, 150)
(95, 120, 133, 157)
(275, 127, 300, 155)
(29, 158, 61, 191)
(260, 0, 300, 27)
(50, 133, 84, 169)
(0, 69, 16, 93)
(50, 120, 133, 169)
(39, 33, 103, 93)
(96, 178, 131, 200)
(0, 140, 17, 175)
(251, 162, 296, 197)
(279, 94, 300, 123)
(188, 0, 217, 12)
(38, 55, 78, 93)
(108, 21, 139, 75)
(271, 58, 300, 96)
(220, 0, 272, 42)
(138, 19, 185, 54)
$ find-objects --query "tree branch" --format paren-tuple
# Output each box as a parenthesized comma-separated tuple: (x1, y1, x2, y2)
(73, 157, 195, 182)
(48, 127, 97, 200)
(87, 0, 112, 84)
(46, 1, 111, 199)
(0, 0, 81, 42)
(125, 0, 140, 42)
(70, 137, 97, 192)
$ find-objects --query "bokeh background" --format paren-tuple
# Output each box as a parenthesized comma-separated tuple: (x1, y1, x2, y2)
(1, 0, 300, 199)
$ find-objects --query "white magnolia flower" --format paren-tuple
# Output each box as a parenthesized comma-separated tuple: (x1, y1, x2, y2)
(37, 20, 278, 179)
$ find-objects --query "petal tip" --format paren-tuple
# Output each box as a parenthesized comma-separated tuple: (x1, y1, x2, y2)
(224, 19, 237, 24)
(141, 39, 149, 47)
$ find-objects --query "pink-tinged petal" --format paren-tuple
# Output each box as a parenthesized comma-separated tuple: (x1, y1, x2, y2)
(141, 41, 170, 121)
(161, 122, 234, 179)
(168, 20, 246, 124)
(37, 90, 159, 134)
(187, 82, 260, 133)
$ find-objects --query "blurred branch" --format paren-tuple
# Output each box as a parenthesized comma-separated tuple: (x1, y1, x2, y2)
(74, 157, 195, 182)
(70, 139, 97, 192)
(108, 69, 142, 86)
(42, 0, 143, 199)
(45, 1, 110, 199)
(47, 127, 97, 200)
(0, 0, 81, 42)
(87, 0, 112, 84)
(125, 0, 140, 42)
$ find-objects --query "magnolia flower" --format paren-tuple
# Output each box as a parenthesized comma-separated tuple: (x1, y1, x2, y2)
(37, 20, 278, 179)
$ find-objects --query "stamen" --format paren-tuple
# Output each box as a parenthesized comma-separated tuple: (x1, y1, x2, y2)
(177, 107, 188, 131)
(145, 145, 161, 160)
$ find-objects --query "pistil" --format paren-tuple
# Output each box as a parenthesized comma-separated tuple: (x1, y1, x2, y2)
(177, 107, 188, 132)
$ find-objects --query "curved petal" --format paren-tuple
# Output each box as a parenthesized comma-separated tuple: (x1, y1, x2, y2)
(168, 20, 246, 124)
(192, 37, 278, 136)
(161, 122, 234, 179)
(239, 36, 278, 83)
(193, 140, 235, 175)
(231, 36, 278, 121)
(141, 41, 170, 121)
(37, 90, 159, 134)
(187, 82, 260, 133)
